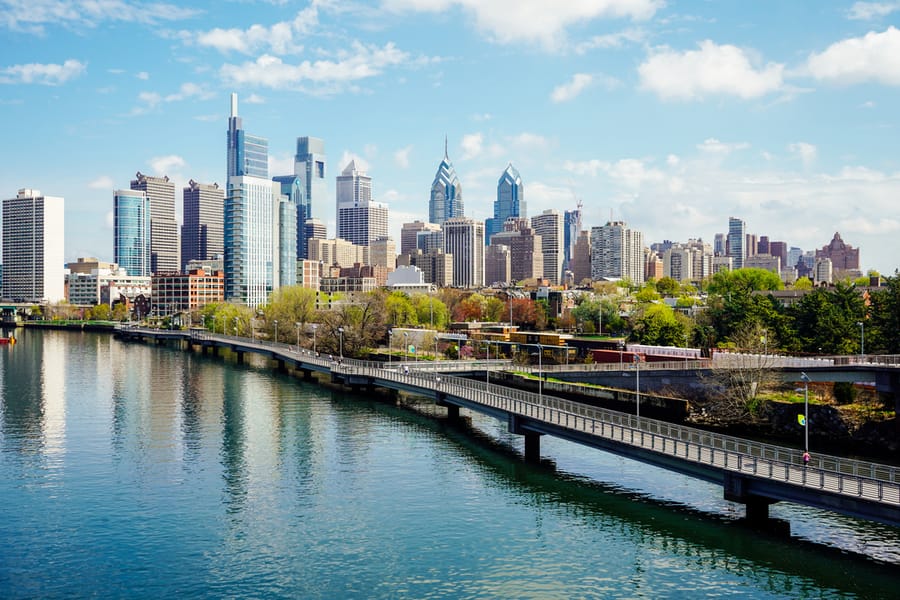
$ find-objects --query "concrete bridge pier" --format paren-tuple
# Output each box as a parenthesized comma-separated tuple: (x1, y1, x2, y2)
(234, 350, 244, 364)
(723, 472, 780, 527)
(508, 414, 542, 462)
(300, 368, 313, 380)
(274, 358, 286, 373)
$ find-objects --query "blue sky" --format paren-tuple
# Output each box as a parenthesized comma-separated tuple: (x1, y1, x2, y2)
(2, 0, 900, 274)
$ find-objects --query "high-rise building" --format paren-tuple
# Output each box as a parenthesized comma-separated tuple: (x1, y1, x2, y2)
(114, 189, 152, 277)
(816, 232, 860, 274)
(443, 217, 483, 288)
(713, 233, 726, 256)
(2, 188, 65, 302)
(663, 245, 693, 282)
(769, 241, 787, 265)
(131, 171, 178, 274)
(294, 137, 325, 258)
(490, 218, 543, 284)
(590, 221, 645, 284)
(224, 93, 273, 307)
(180, 180, 224, 271)
(369, 236, 397, 271)
(564, 204, 582, 271)
(531, 209, 564, 284)
(401, 220, 440, 255)
(272, 175, 304, 261)
(486, 163, 524, 244)
(485, 244, 511, 286)
(727, 217, 746, 269)
(336, 160, 388, 246)
(429, 138, 463, 225)
(787, 246, 803, 269)
(303, 218, 327, 252)
(276, 190, 297, 288)
(571, 230, 592, 284)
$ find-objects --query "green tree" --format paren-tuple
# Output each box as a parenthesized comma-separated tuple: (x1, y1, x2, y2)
(385, 291, 418, 327)
(483, 296, 507, 322)
(89, 304, 111, 321)
(412, 294, 449, 330)
(630, 303, 687, 346)
(866, 274, 900, 354)
(707, 267, 783, 296)
(787, 283, 866, 354)
(656, 276, 680, 297)
(264, 286, 319, 341)
(633, 283, 661, 303)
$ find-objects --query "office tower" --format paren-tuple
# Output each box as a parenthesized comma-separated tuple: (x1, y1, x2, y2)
(713, 233, 726, 256)
(294, 137, 325, 258)
(531, 209, 564, 284)
(429, 138, 463, 225)
(272, 175, 303, 260)
(131, 172, 178, 274)
(2, 188, 65, 302)
(486, 163, 524, 244)
(757, 236, 770, 255)
(490, 218, 543, 283)
(304, 218, 327, 251)
(816, 232, 860, 273)
(787, 246, 803, 269)
(745, 233, 758, 259)
(571, 230, 592, 284)
(276, 189, 297, 287)
(181, 180, 224, 271)
(727, 217, 746, 269)
(308, 237, 368, 268)
(401, 220, 440, 255)
(564, 203, 582, 270)
(224, 93, 273, 307)
(485, 244, 511, 286)
(663, 245, 693, 282)
(336, 160, 388, 246)
(769, 241, 787, 265)
(590, 221, 645, 284)
(417, 229, 443, 253)
(114, 189, 152, 277)
(442, 217, 484, 288)
(369, 236, 396, 271)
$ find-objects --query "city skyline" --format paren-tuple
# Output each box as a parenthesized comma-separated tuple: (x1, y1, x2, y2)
(1, 2, 899, 274)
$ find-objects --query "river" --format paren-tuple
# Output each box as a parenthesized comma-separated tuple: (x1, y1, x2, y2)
(1, 328, 897, 598)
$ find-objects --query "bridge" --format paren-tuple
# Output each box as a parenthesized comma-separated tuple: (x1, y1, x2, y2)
(115, 326, 900, 529)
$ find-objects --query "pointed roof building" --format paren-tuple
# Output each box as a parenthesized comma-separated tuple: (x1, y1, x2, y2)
(429, 137, 463, 225)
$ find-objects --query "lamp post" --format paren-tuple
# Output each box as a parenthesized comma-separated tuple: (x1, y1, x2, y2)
(536, 343, 543, 400)
(801, 372, 810, 455)
(857, 321, 865, 358)
(274, 319, 278, 344)
(233, 317, 239, 336)
(619, 340, 625, 370)
(312, 323, 318, 354)
(403, 332, 409, 362)
(388, 329, 393, 367)
(295, 322, 301, 347)
(634, 353, 641, 419)
(485, 341, 490, 383)
(338, 326, 344, 359)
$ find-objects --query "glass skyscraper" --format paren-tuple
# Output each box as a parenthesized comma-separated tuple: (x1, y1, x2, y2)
(294, 137, 325, 258)
(130, 172, 178, 274)
(728, 217, 746, 269)
(180, 180, 224, 271)
(429, 138, 463, 225)
(486, 163, 524, 245)
(225, 93, 273, 307)
(114, 189, 151, 278)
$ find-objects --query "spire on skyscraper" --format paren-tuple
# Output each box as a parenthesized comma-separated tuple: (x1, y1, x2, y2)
(429, 138, 463, 225)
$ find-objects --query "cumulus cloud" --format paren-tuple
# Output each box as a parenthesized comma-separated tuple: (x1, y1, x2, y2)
(697, 138, 750, 155)
(219, 42, 415, 91)
(132, 82, 210, 114)
(194, 7, 317, 55)
(807, 26, 900, 86)
(0, 59, 86, 85)
(88, 175, 114, 190)
(394, 145, 413, 168)
(381, 0, 663, 49)
(639, 41, 784, 100)
(2, 0, 200, 34)
(460, 133, 484, 159)
(575, 27, 646, 53)
(136, 71, 149, 80)
(788, 142, 817, 167)
(269, 153, 295, 177)
(847, 1, 900, 20)
(245, 93, 265, 104)
(551, 73, 593, 103)
(149, 155, 186, 176)
(338, 151, 370, 173)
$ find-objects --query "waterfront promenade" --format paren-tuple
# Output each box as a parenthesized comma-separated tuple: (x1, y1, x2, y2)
(118, 326, 900, 529)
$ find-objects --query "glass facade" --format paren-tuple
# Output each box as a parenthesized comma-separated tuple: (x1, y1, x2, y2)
(486, 163, 524, 245)
(224, 176, 274, 308)
(295, 137, 325, 258)
(114, 189, 151, 277)
(429, 142, 463, 225)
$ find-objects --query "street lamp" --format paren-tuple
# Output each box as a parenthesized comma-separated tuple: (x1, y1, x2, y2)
(233, 317, 239, 336)
(619, 340, 625, 370)
(295, 322, 301, 347)
(338, 326, 344, 359)
(311, 323, 318, 354)
(274, 319, 278, 344)
(535, 343, 543, 400)
(857, 321, 865, 358)
(389, 329, 393, 367)
(800, 372, 810, 455)
(634, 353, 641, 419)
(403, 332, 409, 362)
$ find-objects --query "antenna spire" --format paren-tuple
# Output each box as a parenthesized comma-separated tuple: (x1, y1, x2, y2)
(444, 134, 448, 160)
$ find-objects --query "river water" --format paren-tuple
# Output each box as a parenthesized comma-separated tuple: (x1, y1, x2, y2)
(1, 329, 898, 598)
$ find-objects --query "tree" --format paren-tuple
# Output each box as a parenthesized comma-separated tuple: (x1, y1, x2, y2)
(630, 303, 687, 346)
(453, 293, 487, 322)
(483, 296, 507, 322)
(571, 296, 622, 335)
(264, 286, 319, 341)
(412, 294, 448, 330)
(316, 292, 387, 357)
(385, 291, 418, 327)
(633, 283, 660, 303)
(788, 283, 865, 354)
(707, 267, 783, 296)
(89, 304, 111, 321)
(656, 276, 680, 297)
(866, 274, 900, 354)
(792, 277, 813, 290)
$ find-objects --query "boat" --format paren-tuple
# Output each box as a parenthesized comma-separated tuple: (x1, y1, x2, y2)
(0, 335, 16, 345)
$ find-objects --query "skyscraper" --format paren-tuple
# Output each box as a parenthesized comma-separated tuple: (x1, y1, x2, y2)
(590, 221, 645, 284)
(273, 174, 303, 275)
(2, 188, 65, 302)
(429, 138, 463, 225)
(294, 137, 325, 258)
(443, 217, 484, 288)
(401, 220, 440, 255)
(276, 190, 297, 287)
(225, 93, 274, 307)
(727, 217, 746, 269)
(115, 189, 152, 277)
(564, 203, 582, 271)
(531, 209, 564, 284)
(180, 180, 224, 271)
(131, 171, 178, 273)
(336, 160, 388, 246)
(486, 163, 524, 245)
(489, 218, 542, 284)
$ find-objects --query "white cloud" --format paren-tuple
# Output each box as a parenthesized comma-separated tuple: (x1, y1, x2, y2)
(394, 145, 413, 168)
(0, 59, 86, 85)
(471, 113, 492, 121)
(788, 142, 817, 167)
(807, 27, 900, 86)
(269, 153, 295, 177)
(575, 27, 646, 53)
(2, 0, 200, 34)
(507, 132, 549, 150)
(639, 41, 784, 100)
(136, 71, 149, 80)
(860, 100, 876, 108)
(382, 0, 663, 49)
(847, 2, 900, 20)
(219, 42, 415, 91)
(460, 132, 484, 159)
(194, 7, 317, 56)
(551, 73, 593, 103)
(245, 93, 265, 104)
(149, 155, 186, 175)
(132, 82, 209, 114)
(88, 175, 114, 190)
(563, 157, 666, 188)
(338, 151, 370, 173)
(697, 138, 750, 155)
(841, 216, 900, 234)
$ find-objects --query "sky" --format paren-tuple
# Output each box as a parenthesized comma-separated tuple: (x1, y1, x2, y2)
(1, 0, 900, 275)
